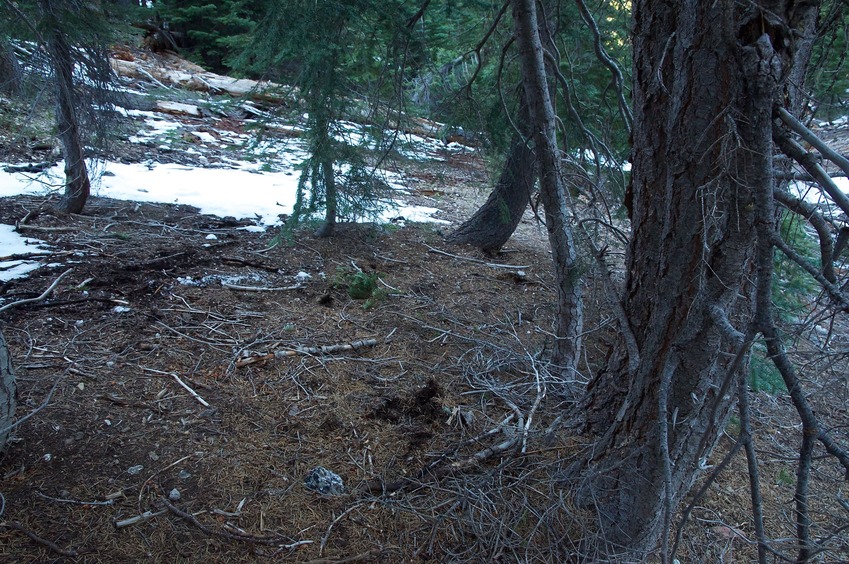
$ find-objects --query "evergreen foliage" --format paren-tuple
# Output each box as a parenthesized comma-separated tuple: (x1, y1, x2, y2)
(238, 0, 417, 236)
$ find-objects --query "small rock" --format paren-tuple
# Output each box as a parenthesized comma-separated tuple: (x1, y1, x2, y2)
(169, 488, 181, 501)
(127, 464, 144, 475)
(295, 271, 312, 283)
(178, 470, 192, 480)
(205, 233, 218, 240)
(304, 466, 345, 496)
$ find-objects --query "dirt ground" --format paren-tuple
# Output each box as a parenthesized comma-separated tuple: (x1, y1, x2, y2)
(1, 50, 848, 563)
(0, 145, 579, 562)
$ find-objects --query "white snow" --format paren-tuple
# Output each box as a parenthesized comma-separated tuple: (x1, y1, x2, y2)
(0, 105, 457, 282)
(0, 224, 51, 282)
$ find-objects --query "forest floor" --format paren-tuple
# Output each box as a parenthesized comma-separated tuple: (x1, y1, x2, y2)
(0, 49, 847, 563)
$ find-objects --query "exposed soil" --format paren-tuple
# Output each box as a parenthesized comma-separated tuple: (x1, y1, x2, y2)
(1, 50, 848, 563)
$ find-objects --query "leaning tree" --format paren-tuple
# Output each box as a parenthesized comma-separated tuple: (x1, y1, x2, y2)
(2, 0, 118, 214)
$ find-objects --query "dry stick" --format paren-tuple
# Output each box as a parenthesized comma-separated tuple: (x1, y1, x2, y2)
(1, 521, 79, 557)
(137, 454, 194, 510)
(0, 373, 63, 436)
(221, 282, 303, 292)
(778, 106, 849, 176)
(236, 339, 378, 368)
(114, 509, 166, 529)
(140, 367, 210, 407)
(160, 496, 311, 547)
(319, 503, 365, 556)
(302, 548, 398, 564)
(423, 244, 530, 270)
(773, 189, 837, 283)
(773, 130, 849, 218)
(738, 359, 769, 564)
(0, 268, 73, 314)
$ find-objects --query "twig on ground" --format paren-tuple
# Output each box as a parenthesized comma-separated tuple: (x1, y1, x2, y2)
(0, 268, 73, 314)
(320, 503, 365, 555)
(1, 521, 80, 557)
(0, 373, 64, 436)
(140, 367, 210, 407)
(113, 509, 166, 529)
(221, 282, 302, 291)
(35, 490, 115, 506)
(160, 496, 310, 547)
(424, 244, 529, 270)
(236, 338, 378, 367)
(302, 547, 400, 564)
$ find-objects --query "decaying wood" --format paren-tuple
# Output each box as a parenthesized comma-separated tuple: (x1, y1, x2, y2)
(236, 339, 378, 367)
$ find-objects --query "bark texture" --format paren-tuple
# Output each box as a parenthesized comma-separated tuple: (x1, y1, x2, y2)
(0, 327, 16, 454)
(576, 0, 805, 557)
(0, 38, 22, 96)
(513, 0, 583, 378)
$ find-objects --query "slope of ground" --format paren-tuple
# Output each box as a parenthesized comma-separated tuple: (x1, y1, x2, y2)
(1, 48, 848, 563)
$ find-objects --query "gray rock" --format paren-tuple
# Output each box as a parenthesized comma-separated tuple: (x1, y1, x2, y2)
(303, 466, 345, 496)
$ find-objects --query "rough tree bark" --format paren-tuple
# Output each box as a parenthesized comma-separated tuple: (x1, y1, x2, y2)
(447, 102, 536, 253)
(0, 327, 15, 454)
(513, 0, 583, 378)
(575, 0, 809, 558)
(39, 0, 91, 215)
(0, 37, 22, 96)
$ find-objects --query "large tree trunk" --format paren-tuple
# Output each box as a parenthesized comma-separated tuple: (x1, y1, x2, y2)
(0, 327, 16, 454)
(40, 0, 91, 215)
(575, 0, 805, 557)
(0, 37, 22, 96)
(513, 0, 583, 379)
(448, 102, 536, 253)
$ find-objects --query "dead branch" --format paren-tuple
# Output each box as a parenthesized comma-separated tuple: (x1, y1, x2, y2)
(773, 129, 849, 217)
(236, 338, 378, 367)
(777, 106, 849, 177)
(160, 496, 310, 547)
(0, 372, 63, 436)
(221, 282, 302, 291)
(0, 268, 73, 314)
(773, 188, 837, 283)
(140, 367, 210, 407)
(302, 548, 399, 564)
(1, 521, 79, 557)
(424, 244, 530, 270)
(113, 509, 166, 529)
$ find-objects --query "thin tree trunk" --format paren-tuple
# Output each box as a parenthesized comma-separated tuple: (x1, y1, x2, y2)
(315, 158, 337, 238)
(0, 327, 15, 454)
(575, 0, 804, 557)
(40, 0, 91, 215)
(448, 102, 536, 253)
(513, 0, 583, 379)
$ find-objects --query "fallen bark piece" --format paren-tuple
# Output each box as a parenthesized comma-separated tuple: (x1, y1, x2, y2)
(236, 339, 378, 368)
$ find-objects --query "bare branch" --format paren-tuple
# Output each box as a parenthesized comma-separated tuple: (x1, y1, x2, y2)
(773, 128, 849, 218)
(773, 188, 837, 283)
(771, 231, 849, 312)
(573, 0, 632, 134)
(778, 106, 849, 176)
(0, 268, 73, 314)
